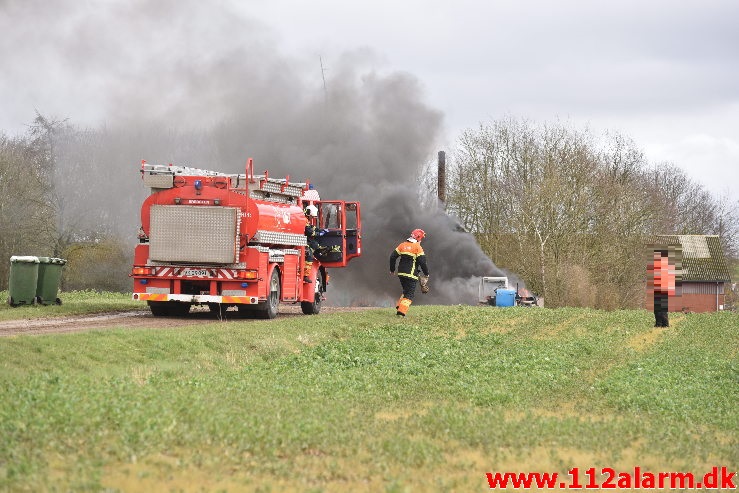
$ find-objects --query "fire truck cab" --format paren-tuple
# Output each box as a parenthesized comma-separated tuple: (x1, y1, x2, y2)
(131, 160, 361, 318)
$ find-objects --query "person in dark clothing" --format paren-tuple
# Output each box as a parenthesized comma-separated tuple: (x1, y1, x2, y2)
(389, 229, 429, 317)
(649, 249, 675, 327)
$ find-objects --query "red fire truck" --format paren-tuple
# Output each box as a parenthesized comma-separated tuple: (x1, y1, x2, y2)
(132, 159, 361, 318)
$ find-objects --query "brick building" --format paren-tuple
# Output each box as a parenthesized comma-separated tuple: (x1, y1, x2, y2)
(646, 235, 732, 313)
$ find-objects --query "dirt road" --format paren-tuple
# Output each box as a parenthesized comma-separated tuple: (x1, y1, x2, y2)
(0, 305, 376, 337)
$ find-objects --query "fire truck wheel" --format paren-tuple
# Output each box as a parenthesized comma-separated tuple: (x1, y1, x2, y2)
(301, 270, 323, 315)
(148, 301, 191, 317)
(148, 301, 170, 316)
(256, 268, 280, 319)
(171, 302, 191, 316)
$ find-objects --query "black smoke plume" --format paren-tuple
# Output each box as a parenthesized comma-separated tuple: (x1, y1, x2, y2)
(2, 0, 504, 304)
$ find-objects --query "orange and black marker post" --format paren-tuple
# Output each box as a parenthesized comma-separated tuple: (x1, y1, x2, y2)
(647, 245, 682, 327)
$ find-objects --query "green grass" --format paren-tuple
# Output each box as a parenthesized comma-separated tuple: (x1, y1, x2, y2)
(0, 290, 141, 320)
(0, 306, 737, 491)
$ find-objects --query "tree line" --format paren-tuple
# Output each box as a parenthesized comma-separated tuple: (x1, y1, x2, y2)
(442, 118, 738, 309)
(2, 114, 736, 306)
(0, 114, 132, 292)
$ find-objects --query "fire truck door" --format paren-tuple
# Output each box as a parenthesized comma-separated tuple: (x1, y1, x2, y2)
(315, 201, 345, 266)
(344, 202, 360, 260)
(315, 201, 361, 267)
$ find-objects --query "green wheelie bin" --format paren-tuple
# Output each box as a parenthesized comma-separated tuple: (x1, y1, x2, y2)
(8, 256, 40, 306)
(36, 257, 67, 305)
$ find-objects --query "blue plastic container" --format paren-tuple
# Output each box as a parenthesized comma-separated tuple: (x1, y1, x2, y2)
(495, 289, 516, 307)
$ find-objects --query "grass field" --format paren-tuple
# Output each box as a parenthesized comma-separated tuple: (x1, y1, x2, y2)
(0, 304, 737, 492)
(0, 290, 141, 321)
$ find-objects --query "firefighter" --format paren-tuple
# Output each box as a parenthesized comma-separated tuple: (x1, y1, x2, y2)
(304, 205, 320, 283)
(389, 228, 429, 317)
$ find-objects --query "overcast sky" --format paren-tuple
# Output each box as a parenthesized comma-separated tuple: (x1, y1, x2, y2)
(1, 0, 737, 199)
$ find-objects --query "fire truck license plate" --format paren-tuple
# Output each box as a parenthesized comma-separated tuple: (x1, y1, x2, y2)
(181, 269, 209, 277)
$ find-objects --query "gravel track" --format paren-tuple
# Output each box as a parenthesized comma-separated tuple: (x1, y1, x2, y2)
(0, 305, 376, 337)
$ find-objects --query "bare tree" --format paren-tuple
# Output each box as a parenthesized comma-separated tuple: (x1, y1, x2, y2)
(712, 193, 739, 261)
(0, 132, 56, 288)
(446, 118, 735, 309)
(448, 119, 600, 304)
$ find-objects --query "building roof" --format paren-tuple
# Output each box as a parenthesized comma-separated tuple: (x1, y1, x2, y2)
(652, 235, 732, 282)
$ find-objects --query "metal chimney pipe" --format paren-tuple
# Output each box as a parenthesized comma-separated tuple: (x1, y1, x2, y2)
(437, 150, 446, 204)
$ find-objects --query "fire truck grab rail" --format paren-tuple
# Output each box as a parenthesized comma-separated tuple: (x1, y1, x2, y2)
(142, 162, 308, 189)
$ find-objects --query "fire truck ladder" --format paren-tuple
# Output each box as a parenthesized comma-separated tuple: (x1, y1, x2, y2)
(141, 162, 308, 203)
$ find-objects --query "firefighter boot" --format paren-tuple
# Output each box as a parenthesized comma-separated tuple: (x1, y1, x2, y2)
(397, 297, 412, 317)
(396, 295, 404, 310)
(303, 262, 312, 283)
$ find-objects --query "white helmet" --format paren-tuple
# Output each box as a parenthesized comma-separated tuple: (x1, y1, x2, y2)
(305, 204, 318, 217)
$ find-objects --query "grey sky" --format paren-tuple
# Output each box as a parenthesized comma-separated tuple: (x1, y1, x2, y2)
(245, 0, 739, 198)
(1, 0, 737, 198)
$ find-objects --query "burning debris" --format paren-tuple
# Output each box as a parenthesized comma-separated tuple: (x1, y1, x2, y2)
(478, 276, 543, 308)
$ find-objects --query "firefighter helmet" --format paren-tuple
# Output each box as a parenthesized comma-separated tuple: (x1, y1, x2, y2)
(411, 229, 426, 241)
(304, 205, 318, 217)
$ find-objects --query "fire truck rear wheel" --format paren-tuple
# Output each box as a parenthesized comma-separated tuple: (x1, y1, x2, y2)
(148, 301, 191, 317)
(301, 270, 323, 315)
(256, 268, 280, 319)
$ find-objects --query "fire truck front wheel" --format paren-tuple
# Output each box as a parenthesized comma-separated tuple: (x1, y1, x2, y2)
(255, 268, 280, 319)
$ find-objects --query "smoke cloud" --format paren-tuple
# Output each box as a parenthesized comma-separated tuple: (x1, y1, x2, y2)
(2, 0, 504, 305)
